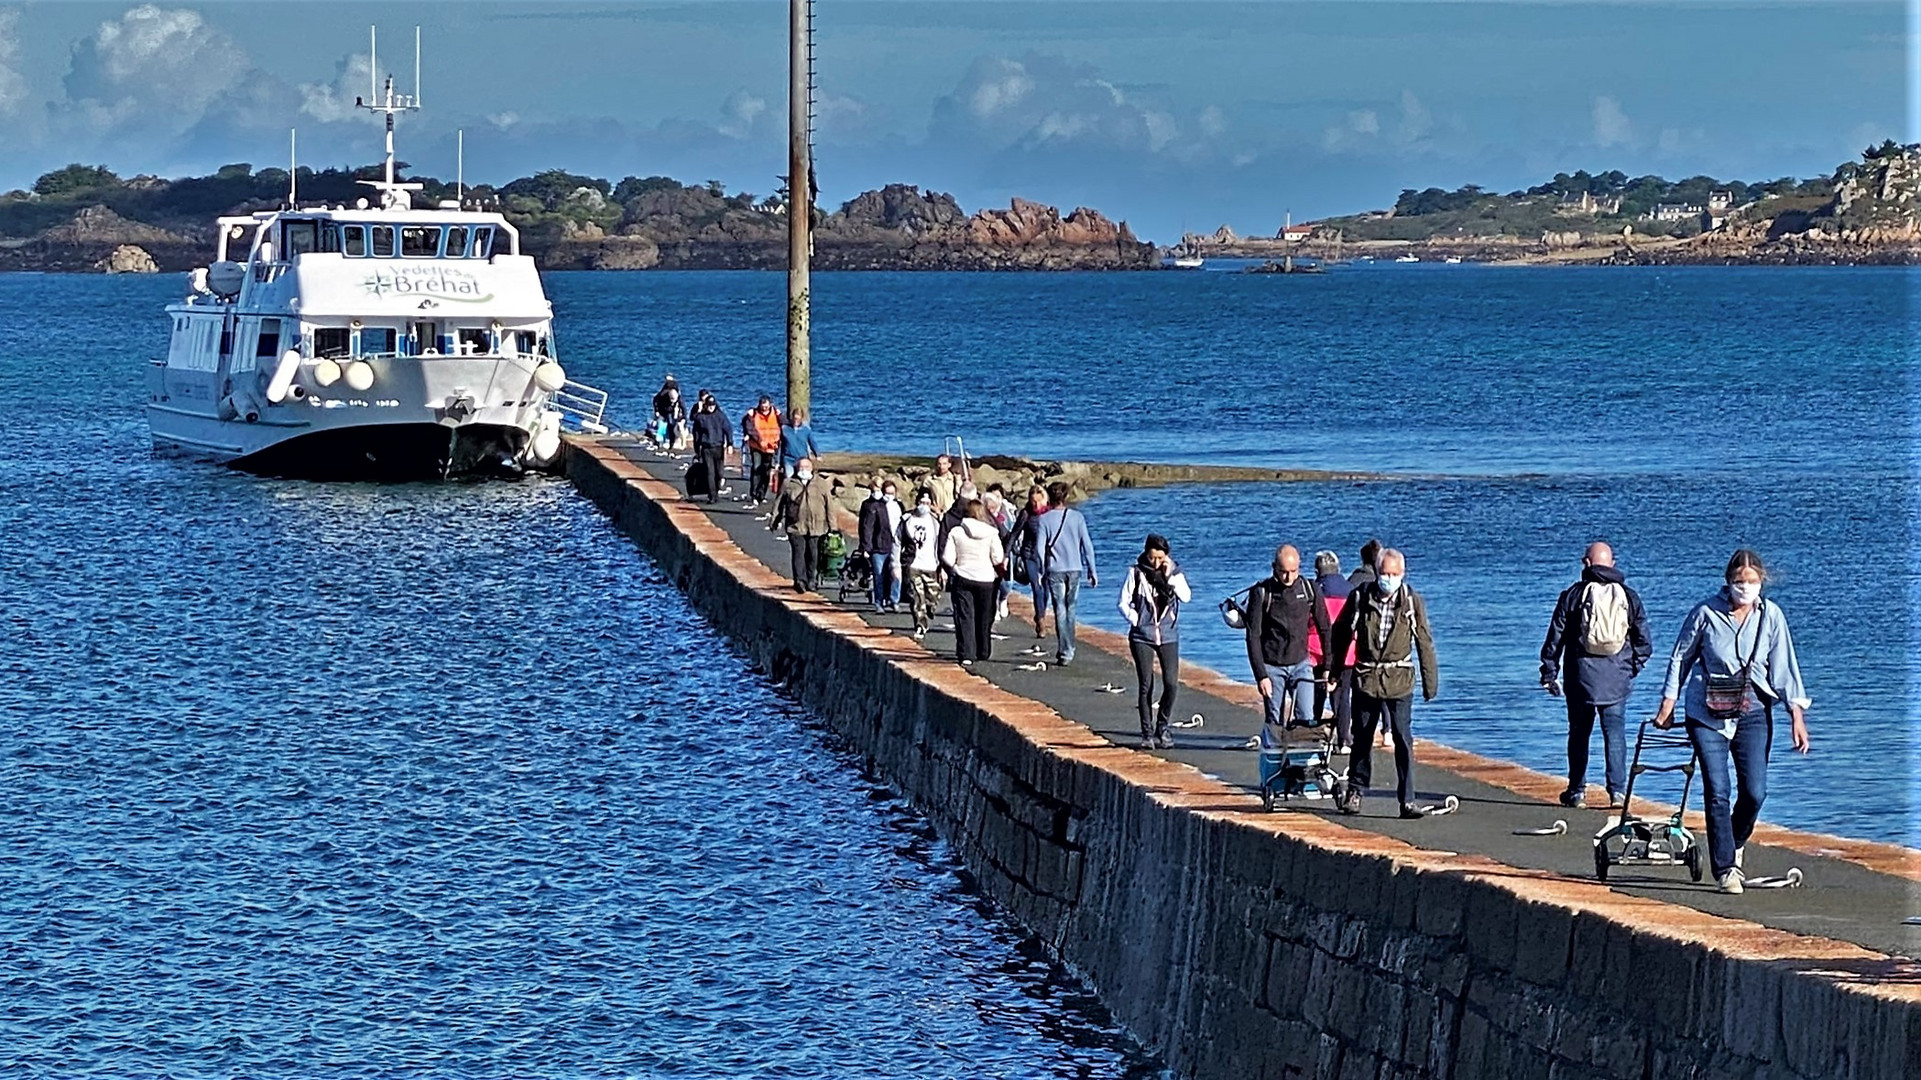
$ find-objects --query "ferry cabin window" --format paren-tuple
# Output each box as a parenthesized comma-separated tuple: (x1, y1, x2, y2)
(371, 225, 395, 257)
(444, 226, 469, 258)
(513, 330, 537, 355)
(283, 221, 318, 258)
(318, 223, 342, 254)
(255, 318, 282, 358)
(314, 328, 350, 358)
(456, 328, 488, 355)
(342, 225, 367, 257)
(471, 227, 494, 259)
(401, 226, 440, 257)
(361, 327, 397, 356)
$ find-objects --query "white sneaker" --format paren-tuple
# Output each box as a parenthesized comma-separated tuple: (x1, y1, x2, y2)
(1716, 869, 1745, 895)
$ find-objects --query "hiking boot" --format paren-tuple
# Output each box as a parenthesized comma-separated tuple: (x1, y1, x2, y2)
(1399, 804, 1425, 820)
(1558, 789, 1586, 809)
(1717, 869, 1745, 895)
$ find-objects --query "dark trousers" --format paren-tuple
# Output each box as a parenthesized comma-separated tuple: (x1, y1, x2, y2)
(1314, 666, 1354, 748)
(748, 448, 777, 502)
(1350, 691, 1415, 805)
(1128, 638, 1180, 739)
(1566, 699, 1628, 798)
(789, 532, 822, 591)
(1688, 709, 1772, 878)
(696, 446, 725, 503)
(950, 577, 998, 661)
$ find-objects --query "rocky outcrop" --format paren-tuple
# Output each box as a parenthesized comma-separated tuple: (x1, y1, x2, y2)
(96, 244, 159, 273)
(0, 205, 197, 272)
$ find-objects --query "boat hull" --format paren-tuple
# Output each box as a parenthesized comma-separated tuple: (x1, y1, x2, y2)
(147, 352, 559, 479)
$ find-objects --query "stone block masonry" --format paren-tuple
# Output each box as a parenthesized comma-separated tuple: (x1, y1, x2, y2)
(566, 439, 1921, 1080)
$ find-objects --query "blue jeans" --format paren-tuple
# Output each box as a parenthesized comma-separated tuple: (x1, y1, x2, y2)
(1687, 708, 1772, 878)
(1566, 699, 1627, 799)
(1045, 573, 1081, 662)
(869, 552, 898, 609)
(1261, 661, 1317, 731)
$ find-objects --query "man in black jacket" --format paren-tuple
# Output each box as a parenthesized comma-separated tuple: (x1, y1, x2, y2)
(1539, 541, 1654, 809)
(857, 480, 902, 612)
(1245, 544, 1332, 734)
(689, 393, 733, 505)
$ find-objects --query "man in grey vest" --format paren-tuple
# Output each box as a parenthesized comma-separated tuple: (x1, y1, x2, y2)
(1326, 549, 1439, 818)
(1539, 541, 1653, 808)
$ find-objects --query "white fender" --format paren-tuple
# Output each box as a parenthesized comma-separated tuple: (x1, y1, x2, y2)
(264, 348, 302, 403)
(222, 389, 260, 423)
(528, 412, 563, 465)
(312, 358, 342, 388)
(533, 361, 567, 393)
(344, 360, 375, 392)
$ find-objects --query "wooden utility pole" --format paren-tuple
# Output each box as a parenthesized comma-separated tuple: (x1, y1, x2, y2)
(786, 0, 813, 420)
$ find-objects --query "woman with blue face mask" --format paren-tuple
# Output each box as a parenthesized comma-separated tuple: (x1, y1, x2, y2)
(1652, 548, 1811, 895)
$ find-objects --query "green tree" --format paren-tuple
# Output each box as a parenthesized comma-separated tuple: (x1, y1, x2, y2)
(32, 164, 121, 197)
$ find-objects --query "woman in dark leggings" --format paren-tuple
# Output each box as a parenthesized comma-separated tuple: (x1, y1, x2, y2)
(1117, 534, 1192, 748)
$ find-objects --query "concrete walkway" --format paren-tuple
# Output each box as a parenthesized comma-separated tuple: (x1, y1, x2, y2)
(598, 438, 1920, 960)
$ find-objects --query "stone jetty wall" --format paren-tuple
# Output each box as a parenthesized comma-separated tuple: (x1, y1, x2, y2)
(566, 440, 1919, 1080)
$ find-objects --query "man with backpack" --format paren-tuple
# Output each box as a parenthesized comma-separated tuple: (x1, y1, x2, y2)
(1326, 548, 1439, 818)
(1539, 541, 1653, 809)
(1245, 544, 1333, 737)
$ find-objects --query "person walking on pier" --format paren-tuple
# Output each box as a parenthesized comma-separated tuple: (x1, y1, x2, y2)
(1036, 481, 1098, 667)
(776, 457, 836, 594)
(1008, 485, 1051, 639)
(652, 376, 688, 454)
(941, 499, 1005, 667)
(1308, 550, 1355, 750)
(780, 408, 820, 482)
(1539, 541, 1653, 809)
(689, 392, 733, 504)
(982, 484, 1015, 624)
(900, 489, 943, 639)
(927, 454, 960, 515)
(1651, 549, 1810, 895)
(1119, 534, 1191, 748)
(1246, 545, 1333, 743)
(858, 480, 903, 613)
(743, 395, 784, 505)
(1348, 538, 1383, 590)
(1327, 548, 1439, 818)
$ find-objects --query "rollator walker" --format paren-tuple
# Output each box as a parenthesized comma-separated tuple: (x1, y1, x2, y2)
(1593, 720, 1703, 882)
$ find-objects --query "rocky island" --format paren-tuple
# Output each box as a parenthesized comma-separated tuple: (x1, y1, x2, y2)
(1181, 142, 1921, 267)
(0, 164, 1155, 273)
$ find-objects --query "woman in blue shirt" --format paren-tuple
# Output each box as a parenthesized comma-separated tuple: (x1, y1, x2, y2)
(1651, 549, 1810, 895)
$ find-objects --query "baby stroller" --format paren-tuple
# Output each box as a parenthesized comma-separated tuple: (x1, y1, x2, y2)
(838, 548, 875, 604)
(818, 530, 851, 590)
(1258, 717, 1348, 811)
(1592, 720, 1703, 883)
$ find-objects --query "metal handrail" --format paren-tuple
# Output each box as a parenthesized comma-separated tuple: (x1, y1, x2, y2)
(552, 379, 609, 434)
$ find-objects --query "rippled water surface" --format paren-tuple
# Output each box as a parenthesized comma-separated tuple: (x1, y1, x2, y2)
(0, 275, 1157, 1075)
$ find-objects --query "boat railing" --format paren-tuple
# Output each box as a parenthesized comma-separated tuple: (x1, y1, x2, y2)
(251, 261, 292, 284)
(552, 380, 609, 435)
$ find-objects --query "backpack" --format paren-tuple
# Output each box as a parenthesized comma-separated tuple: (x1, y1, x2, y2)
(1580, 581, 1630, 656)
(897, 518, 920, 566)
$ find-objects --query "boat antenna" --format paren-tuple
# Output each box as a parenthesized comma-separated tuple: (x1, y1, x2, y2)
(354, 25, 424, 209)
(457, 129, 464, 204)
(288, 128, 297, 207)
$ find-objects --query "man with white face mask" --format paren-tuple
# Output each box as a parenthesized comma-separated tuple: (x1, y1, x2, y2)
(1326, 548, 1439, 818)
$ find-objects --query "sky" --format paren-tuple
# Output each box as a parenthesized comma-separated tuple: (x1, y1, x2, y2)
(0, 1, 1908, 241)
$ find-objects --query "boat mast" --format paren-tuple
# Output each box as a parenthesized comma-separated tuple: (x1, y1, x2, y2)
(786, 0, 814, 421)
(355, 26, 422, 208)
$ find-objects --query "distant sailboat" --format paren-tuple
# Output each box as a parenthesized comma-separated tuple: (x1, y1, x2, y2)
(1168, 233, 1205, 269)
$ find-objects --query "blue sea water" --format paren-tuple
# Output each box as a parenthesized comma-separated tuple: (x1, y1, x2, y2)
(2, 265, 1914, 1073)
(0, 275, 1156, 1075)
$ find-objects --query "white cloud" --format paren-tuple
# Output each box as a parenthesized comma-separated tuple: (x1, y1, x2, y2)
(967, 59, 1034, 118)
(1396, 90, 1432, 143)
(1592, 95, 1632, 148)
(60, 5, 251, 132)
(717, 89, 766, 138)
(298, 52, 374, 124)
(488, 110, 519, 131)
(931, 53, 1225, 163)
(0, 10, 28, 117)
(1198, 105, 1227, 139)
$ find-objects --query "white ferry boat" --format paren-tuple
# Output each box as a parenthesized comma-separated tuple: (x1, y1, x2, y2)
(147, 53, 604, 479)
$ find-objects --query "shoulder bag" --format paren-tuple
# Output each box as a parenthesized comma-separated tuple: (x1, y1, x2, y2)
(1702, 602, 1765, 720)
